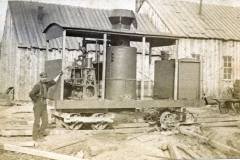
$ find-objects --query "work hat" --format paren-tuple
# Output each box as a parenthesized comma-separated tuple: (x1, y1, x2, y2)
(40, 72, 47, 78)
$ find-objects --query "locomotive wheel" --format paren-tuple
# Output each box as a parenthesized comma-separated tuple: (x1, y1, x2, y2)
(91, 113, 108, 130)
(219, 102, 230, 114)
(55, 116, 65, 128)
(67, 114, 83, 130)
(160, 111, 175, 126)
(185, 113, 195, 123)
(145, 109, 158, 124)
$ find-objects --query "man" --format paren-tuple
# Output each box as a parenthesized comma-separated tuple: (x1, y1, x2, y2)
(29, 71, 63, 142)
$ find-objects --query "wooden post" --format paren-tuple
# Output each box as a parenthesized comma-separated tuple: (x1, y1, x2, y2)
(148, 43, 152, 96)
(174, 40, 179, 100)
(141, 37, 146, 100)
(60, 30, 66, 101)
(102, 34, 107, 100)
(46, 40, 49, 61)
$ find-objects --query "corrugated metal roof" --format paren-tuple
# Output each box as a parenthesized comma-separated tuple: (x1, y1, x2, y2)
(8, 1, 169, 50)
(147, 0, 240, 40)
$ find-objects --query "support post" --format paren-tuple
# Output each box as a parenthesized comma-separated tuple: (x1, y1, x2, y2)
(102, 34, 107, 100)
(141, 37, 146, 100)
(174, 40, 179, 100)
(46, 40, 49, 61)
(60, 30, 66, 101)
(148, 43, 152, 96)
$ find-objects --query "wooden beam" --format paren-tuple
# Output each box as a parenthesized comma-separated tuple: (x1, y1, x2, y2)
(114, 123, 149, 129)
(101, 34, 107, 100)
(60, 30, 66, 101)
(201, 121, 240, 128)
(115, 127, 154, 134)
(177, 144, 201, 159)
(148, 43, 152, 96)
(197, 117, 240, 123)
(174, 40, 179, 100)
(141, 37, 146, 100)
(51, 138, 86, 151)
(0, 143, 85, 160)
(168, 143, 182, 159)
(46, 40, 49, 61)
(179, 127, 240, 156)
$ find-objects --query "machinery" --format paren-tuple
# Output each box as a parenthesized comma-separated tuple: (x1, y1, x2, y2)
(43, 9, 198, 130)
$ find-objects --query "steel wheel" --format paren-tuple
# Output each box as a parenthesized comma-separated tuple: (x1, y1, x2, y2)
(67, 114, 83, 130)
(219, 102, 230, 114)
(55, 116, 65, 128)
(145, 109, 158, 124)
(160, 111, 175, 126)
(91, 113, 108, 130)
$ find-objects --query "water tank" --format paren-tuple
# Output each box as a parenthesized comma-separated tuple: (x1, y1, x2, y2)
(105, 46, 137, 100)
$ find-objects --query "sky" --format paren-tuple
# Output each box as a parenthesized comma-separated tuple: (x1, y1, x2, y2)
(0, 0, 240, 42)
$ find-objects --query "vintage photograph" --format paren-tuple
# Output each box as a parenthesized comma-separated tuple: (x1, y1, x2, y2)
(0, 0, 240, 159)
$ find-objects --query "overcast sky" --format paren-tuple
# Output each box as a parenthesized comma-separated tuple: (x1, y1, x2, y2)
(0, 0, 240, 42)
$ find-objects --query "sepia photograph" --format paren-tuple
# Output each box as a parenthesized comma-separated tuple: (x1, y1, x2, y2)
(0, 0, 240, 159)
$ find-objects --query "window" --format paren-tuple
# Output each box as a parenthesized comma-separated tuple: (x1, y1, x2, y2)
(223, 56, 232, 80)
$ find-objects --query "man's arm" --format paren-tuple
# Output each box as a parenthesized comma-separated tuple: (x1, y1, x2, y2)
(53, 71, 63, 82)
(29, 84, 40, 102)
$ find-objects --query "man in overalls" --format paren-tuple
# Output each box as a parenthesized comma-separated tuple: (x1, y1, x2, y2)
(29, 71, 63, 142)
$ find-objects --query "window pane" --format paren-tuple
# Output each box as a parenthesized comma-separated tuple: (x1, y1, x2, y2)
(228, 63, 231, 67)
(224, 62, 227, 67)
(224, 74, 227, 79)
(223, 57, 227, 61)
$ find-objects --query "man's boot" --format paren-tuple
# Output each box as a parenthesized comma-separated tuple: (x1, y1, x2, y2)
(38, 134, 46, 141)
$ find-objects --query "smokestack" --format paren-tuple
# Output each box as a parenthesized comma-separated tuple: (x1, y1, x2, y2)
(108, 9, 137, 30)
(199, 0, 203, 16)
(37, 6, 45, 21)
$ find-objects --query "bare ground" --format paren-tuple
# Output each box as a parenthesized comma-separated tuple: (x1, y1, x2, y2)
(0, 102, 240, 160)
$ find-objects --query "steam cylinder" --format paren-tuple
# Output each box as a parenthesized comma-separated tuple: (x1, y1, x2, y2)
(105, 46, 137, 100)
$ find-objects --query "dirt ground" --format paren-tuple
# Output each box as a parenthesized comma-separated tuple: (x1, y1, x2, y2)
(0, 102, 240, 160)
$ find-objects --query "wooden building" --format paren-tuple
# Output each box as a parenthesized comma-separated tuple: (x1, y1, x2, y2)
(0, 1, 174, 101)
(138, 0, 240, 98)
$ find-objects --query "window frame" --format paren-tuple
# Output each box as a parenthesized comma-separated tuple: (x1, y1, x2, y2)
(223, 56, 232, 80)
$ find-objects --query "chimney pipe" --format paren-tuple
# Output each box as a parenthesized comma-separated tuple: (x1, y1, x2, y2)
(37, 6, 44, 21)
(199, 0, 203, 16)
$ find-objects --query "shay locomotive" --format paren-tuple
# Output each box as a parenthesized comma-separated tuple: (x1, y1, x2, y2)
(43, 9, 198, 130)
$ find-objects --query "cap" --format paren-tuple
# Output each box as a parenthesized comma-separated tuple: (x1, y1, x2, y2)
(40, 72, 47, 78)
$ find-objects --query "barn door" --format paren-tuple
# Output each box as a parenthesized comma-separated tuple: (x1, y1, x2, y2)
(154, 60, 175, 99)
(45, 59, 62, 100)
(178, 60, 200, 100)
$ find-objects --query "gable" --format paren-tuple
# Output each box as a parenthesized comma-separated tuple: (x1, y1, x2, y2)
(142, 0, 240, 40)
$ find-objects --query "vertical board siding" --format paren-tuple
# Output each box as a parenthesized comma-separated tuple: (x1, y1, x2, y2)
(174, 38, 240, 97)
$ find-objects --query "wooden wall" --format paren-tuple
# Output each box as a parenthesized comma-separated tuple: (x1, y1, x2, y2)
(139, 2, 240, 97)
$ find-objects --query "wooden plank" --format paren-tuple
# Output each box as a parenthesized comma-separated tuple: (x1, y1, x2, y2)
(0, 143, 85, 160)
(208, 140, 240, 157)
(115, 127, 153, 134)
(56, 99, 204, 109)
(177, 144, 201, 159)
(114, 123, 149, 129)
(8, 141, 35, 147)
(167, 143, 182, 159)
(197, 117, 240, 123)
(201, 121, 240, 128)
(51, 137, 86, 151)
(0, 129, 68, 136)
(179, 127, 240, 156)
(0, 125, 56, 130)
